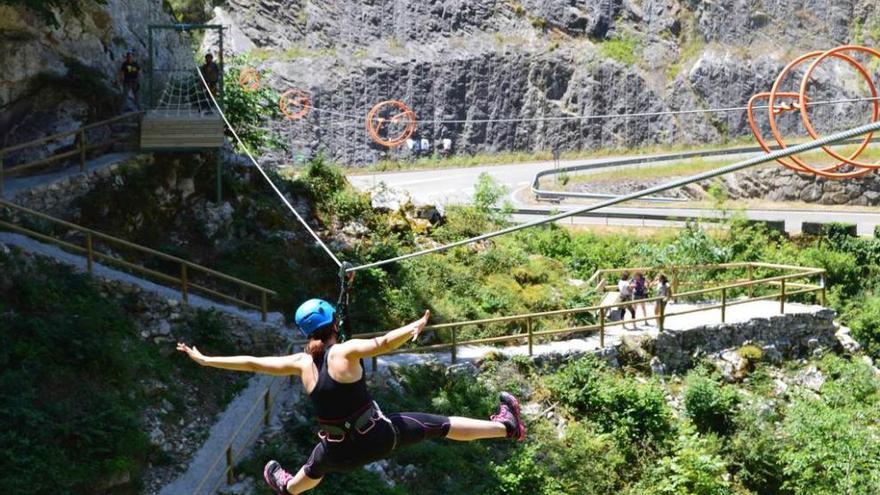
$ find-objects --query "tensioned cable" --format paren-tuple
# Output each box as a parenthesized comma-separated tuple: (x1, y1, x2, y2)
(346, 118, 880, 273)
(195, 67, 343, 268)
(304, 95, 880, 124)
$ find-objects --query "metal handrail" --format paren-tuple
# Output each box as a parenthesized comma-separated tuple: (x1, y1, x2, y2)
(0, 199, 276, 320)
(0, 111, 144, 196)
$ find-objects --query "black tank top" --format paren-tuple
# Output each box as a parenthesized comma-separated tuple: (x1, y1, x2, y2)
(308, 345, 373, 424)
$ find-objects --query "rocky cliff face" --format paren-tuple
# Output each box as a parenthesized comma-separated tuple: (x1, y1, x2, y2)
(207, 0, 880, 166)
(0, 1, 188, 162)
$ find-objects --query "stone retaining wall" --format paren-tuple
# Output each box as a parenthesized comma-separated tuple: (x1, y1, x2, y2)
(652, 307, 838, 371)
(11, 155, 150, 216)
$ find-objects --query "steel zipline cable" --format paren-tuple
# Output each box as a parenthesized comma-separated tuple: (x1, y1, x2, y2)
(199, 65, 880, 275)
(345, 118, 880, 273)
(195, 68, 343, 268)
(305, 95, 880, 124)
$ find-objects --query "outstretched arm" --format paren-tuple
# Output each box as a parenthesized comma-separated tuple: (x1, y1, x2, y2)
(177, 343, 307, 376)
(337, 310, 430, 360)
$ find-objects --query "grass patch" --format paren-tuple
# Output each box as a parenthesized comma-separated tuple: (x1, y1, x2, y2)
(598, 32, 642, 66)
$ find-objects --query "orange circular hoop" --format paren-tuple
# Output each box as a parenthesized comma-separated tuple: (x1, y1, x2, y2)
(366, 100, 417, 147)
(279, 89, 312, 120)
(748, 45, 880, 179)
(238, 67, 261, 93)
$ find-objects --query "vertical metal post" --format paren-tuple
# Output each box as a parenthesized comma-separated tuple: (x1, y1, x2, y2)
(218, 25, 225, 106)
(820, 272, 827, 306)
(371, 356, 378, 374)
(780, 278, 786, 314)
(79, 130, 86, 172)
(216, 151, 223, 203)
(526, 318, 533, 356)
(451, 327, 457, 364)
(670, 267, 678, 303)
(261, 291, 268, 322)
(181, 264, 189, 304)
(721, 288, 727, 323)
(225, 446, 234, 484)
(747, 264, 754, 298)
(658, 298, 665, 332)
(599, 307, 605, 348)
(263, 390, 271, 426)
(147, 26, 155, 108)
(86, 233, 94, 274)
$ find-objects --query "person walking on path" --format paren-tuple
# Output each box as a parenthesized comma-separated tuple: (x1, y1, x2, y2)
(617, 272, 637, 330)
(631, 272, 650, 325)
(118, 51, 141, 110)
(200, 53, 220, 96)
(178, 300, 526, 495)
(652, 274, 671, 326)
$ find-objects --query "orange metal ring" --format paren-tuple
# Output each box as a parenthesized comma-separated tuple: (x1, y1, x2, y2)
(279, 89, 311, 120)
(366, 100, 417, 147)
(798, 45, 880, 173)
(768, 52, 873, 179)
(748, 45, 880, 180)
(238, 67, 261, 93)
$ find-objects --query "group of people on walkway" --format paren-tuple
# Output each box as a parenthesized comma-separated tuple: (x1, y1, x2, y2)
(615, 271, 671, 330)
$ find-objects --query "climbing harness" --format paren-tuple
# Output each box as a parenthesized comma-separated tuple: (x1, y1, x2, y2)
(317, 401, 396, 448)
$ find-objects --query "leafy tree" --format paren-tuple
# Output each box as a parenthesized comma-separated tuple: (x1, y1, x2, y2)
(221, 55, 284, 153)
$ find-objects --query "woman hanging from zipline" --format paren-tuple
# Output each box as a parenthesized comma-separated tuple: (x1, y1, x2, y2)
(177, 299, 526, 494)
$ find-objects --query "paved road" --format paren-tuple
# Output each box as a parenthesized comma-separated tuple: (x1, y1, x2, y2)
(348, 153, 880, 235)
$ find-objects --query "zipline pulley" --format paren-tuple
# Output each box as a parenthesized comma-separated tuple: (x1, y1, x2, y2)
(336, 262, 355, 342)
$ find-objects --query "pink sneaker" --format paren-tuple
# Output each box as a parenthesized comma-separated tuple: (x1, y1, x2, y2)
(263, 460, 294, 494)
(490, 392, 526, 441)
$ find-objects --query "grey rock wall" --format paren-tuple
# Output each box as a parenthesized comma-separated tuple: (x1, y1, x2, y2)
(0, 1, 189, 163)
(213, 0, 880, 166)
(705, 164, 880, 205)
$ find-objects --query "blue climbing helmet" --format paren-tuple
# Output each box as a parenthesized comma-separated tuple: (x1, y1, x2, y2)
(295, 298, 337, 337)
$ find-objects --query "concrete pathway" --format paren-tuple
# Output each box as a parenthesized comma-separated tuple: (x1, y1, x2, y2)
(0, 232, 284, 325)
(2, 152, 138, 199)
(160, 375, 298, 495)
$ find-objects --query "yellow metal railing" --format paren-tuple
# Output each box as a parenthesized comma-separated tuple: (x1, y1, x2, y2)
(0, 199, 276, 320)
(0, 111, 143, 197)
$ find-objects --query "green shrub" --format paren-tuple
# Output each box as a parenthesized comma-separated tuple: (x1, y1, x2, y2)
(730, 406, 788, 494)
(599, 32, 642, 66)
(0, 257, 150, 493)
(780, 399, 880, 494)
(633, 426, 734, 495)
(548, 357, 674, 448)
(797, 247, 859, 296)
(683, 372, 739, 435)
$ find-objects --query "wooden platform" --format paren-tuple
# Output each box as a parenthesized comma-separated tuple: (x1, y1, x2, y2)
(140, 111, 225, 150)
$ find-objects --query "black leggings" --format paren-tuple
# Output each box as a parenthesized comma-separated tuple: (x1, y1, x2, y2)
(303, 412, 450, 479)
